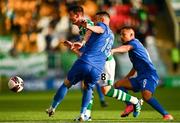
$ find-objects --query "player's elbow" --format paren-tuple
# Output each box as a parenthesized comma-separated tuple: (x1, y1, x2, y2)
(113, 82, 119, 89)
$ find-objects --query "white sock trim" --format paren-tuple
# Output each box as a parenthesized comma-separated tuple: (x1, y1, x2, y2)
(130, 96, 138, 104)
(113, 89, 118, 98)
(85, 110, 91, 117)
(122, 93, 126, 101)
(117, 90, 122, 100)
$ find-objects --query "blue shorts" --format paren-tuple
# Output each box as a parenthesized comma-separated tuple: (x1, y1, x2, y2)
(67, 60, 102, 89)
(129, 75, 159, 94)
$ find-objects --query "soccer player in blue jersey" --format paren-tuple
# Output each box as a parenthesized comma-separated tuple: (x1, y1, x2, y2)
(46, 12, 142, 121)
(46, 11, 114, 121)
(57, 12, 142, 121)
(68, 5, 108, 109)
(67, 5, 108, 120)
(111, 26, 174, 120)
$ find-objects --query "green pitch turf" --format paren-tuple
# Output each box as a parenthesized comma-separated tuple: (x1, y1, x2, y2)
(0, 87, 180, 122)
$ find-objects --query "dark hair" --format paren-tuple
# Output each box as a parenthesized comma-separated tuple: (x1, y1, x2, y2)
(95, 11, 110, 19)
(120, 25, 135, 32)
(68, 5, 84, 14)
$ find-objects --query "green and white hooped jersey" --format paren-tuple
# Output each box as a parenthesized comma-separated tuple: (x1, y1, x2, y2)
(79, 18, 94, 38)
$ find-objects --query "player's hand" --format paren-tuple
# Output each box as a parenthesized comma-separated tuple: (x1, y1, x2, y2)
(79, 19, 87, 28)
(111, 50, 114, 55)
(64, 40, 72, 48)
(72, 42, 83, 50)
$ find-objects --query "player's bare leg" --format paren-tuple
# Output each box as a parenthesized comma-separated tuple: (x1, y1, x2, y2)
(114, 78, 133, 90)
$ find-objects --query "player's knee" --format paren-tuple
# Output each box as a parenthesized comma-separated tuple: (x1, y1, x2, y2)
(64, 79, 72, 88)
(142, 90, 152, 101)
(82, 83, 93, 91)
(82, 82, 88, 90)
(143, 95, 151, 101)
(101, 85, 111, 95)
(81, 81, 86, 90)
(113, 82, 119, 89)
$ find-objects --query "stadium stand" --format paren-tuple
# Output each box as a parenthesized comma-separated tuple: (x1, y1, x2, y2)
(0, 0, 179, 90)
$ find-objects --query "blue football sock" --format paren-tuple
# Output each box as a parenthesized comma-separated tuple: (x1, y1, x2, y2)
(147, 97, 168, 116)
(81, 87, 93, 114)
(96, 83, 104, 101)
(118, 87, 131, 105)
(52, 83, 68, 109)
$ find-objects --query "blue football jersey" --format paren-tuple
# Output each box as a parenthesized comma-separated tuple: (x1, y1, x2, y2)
(79, 22, 114, 72)
(127, 39, 159, 80)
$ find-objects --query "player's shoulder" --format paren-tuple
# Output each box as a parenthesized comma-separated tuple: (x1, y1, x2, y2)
(128, 38, 142, 49)
(97, 22, 109, 33)
(130, 38, 140, 43)
(96, 22, 106, 27)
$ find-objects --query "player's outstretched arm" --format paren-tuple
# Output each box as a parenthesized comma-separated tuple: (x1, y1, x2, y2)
(72, 42, 83, 49)
(86, 25, 104, 34)
(63, 40, 82, 57)
(80, 20, 104, 34)
(111, 45, 133, 54)
(63, 40, 73, 48)
(63, 40, 82, 50)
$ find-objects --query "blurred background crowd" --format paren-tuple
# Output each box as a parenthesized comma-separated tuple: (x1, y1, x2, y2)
(0, 0, 179, 91)
(0, 0, 160, 53)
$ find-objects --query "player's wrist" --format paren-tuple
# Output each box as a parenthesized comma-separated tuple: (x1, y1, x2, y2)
(111, 50, 114, 55)
(86, 24, 91, 30)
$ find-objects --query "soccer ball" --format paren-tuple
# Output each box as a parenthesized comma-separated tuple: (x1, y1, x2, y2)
(8, 76, 24, 93)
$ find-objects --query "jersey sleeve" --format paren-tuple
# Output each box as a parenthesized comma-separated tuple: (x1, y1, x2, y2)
(96, 22, 106, 32)
(128, 40, 138, 49)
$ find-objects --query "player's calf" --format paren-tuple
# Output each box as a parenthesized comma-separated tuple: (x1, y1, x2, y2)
(142, 90, 174, 120)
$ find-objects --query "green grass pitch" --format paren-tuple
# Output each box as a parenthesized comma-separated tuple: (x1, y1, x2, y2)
(0, 87, 180, 122)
